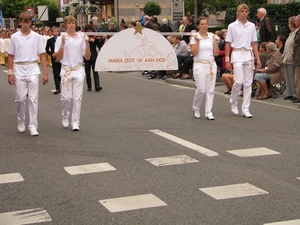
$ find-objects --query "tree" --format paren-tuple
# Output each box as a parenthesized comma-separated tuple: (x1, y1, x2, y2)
(143, 2, 161, 17)
(0, 0, 62, 26)
(184, 0, 266, 17)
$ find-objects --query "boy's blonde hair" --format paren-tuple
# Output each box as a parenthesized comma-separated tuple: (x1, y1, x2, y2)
(18, 12, 32, 23)
(64, 16, 77, 25)
(236, 4, 250, 15)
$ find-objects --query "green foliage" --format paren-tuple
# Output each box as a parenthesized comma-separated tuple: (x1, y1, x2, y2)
(143, 2, 161, 16)
(184, 0, 267, 17)
(184, 0, 237, 17)
(224, 2, 300, 39)
(0, 0, 62, 26)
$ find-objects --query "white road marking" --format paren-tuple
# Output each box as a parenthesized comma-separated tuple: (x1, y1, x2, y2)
(145, 154, 199, 166)
(168, 84, 194, 89)
(227, 147, 281, 157)
(0, 173, 24, 184)
(99, 194, 167, 213)
(199, 183, 269, 200)
(64, 163, 116, 175)
(149, 129, 219, 157)
(297, 177, 300, 180)
(0, 208, 52, 225)
(264, 219, 300, 225)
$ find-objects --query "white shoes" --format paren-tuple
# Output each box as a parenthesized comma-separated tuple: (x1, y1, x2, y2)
(230, 103, 239, 115)
(30, 127, 39, 136)
(241, 110, 253, 118)
(72, 123, 80, 131)
(206, 113, 215, 120)
(194, 110, 200, 118)
(62, 117, 69, 128)
(18, 122, 25, 133)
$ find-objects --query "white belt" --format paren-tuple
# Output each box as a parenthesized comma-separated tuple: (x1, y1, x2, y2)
(62, 64, 82, 90)
(194, 59, 214, 79)
(233, 48, 255, 69)
(14, 60, 38, 65)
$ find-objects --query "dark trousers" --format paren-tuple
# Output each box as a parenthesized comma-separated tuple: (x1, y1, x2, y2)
(52, 60, 61, 91)
(177, 55, 193, 74)
(85, 60, 100, 89)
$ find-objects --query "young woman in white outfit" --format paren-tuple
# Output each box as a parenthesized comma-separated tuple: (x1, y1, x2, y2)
(190, 17, 219, 120)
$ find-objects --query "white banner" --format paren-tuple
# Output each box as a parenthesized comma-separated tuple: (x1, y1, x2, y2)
(95, 26, 178, 71)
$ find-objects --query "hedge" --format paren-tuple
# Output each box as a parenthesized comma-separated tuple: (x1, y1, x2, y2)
(224, 2, 300, 41)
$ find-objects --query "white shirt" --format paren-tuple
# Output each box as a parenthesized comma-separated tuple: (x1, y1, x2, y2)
(0, 38, 4, 53)
(225, 20, 257, 63)
(55, 33, 86, 77)
(8, 30, 45, 76)
(55, 33, 86, 67)
(190, 32, 215, 61)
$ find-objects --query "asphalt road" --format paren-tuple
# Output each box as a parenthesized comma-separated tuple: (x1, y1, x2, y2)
(0, 65, 300, 225)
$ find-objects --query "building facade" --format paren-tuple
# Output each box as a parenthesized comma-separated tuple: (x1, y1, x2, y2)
(63, 0, 183, 28)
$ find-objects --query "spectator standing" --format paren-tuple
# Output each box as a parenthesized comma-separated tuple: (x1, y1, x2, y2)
(257, 8, 273, 44)
(159, 18, 172, 34)
(8, 12, 49, 136)
(282, 16, 298, 101)
(144, 15, 153, 29)
(150, 17, 159, 31)
(190, 17, 219, 120)
(225, 4, 261, 118)
(54, 16, 91, 131)
(183, 18, 196, 44)
(180, 17, 188, 33)
(275, 35, 286, 54)
(292, 15, 300, 103)
(46, 26, 62, 94)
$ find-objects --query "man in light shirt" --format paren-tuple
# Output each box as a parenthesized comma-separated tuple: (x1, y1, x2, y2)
(8, 12, 49, 136)
(225, 4, 261, 118)
(54, 16, 91, 131)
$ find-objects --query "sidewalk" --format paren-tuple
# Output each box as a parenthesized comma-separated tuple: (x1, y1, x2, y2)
(125, 71, 299, 110)
(164, 75, 300, 110)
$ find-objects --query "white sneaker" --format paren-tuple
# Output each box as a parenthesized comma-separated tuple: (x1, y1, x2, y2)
(30, 128, 39, 136)
(194, 110, 200, 118)
(206, 113, 215, 120)
(241, 110, 253, 118)
(18, 122, 25, 133)
(230, 103, 239, 115)
(72, 123, 80, 131)
(62, 118, 69, 128)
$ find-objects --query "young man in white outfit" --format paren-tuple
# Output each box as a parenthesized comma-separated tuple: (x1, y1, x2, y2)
(54, 16, 91, 131)
(225, 4, 261, 118)
(8, 12, 49, 136)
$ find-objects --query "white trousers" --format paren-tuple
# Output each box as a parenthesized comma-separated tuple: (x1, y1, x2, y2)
(15, 75, 39, 130)
(192, 64, 217, 116)
(230, 61, 253, 112)
(61, 76, 84, 126)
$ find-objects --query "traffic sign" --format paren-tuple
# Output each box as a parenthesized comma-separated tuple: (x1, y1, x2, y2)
(0, 11, 3, 27)
(25, 7, 36, 18)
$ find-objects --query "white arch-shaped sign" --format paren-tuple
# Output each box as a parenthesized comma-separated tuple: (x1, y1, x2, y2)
(95, 26, 178, 71)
